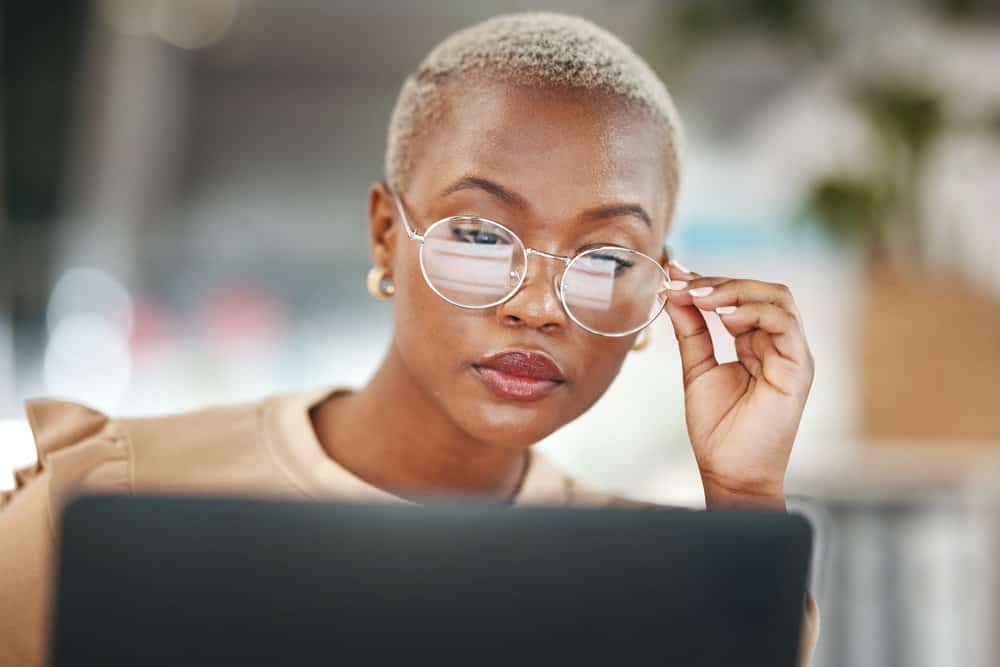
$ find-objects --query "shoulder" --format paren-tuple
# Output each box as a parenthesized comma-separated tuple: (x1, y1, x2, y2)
(116, 396, 266, 458)
(7, 392, 301, 511)
(23, 394, 265, 463)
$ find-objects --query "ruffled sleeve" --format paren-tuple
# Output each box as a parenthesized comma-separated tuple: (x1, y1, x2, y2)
(1, 399, 133, 667)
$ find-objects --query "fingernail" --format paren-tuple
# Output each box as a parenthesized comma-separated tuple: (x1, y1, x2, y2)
(669, 258, 692, 273)
(667, 280, 688, 290)
(715, 306, 737, 315)
(688, 286, 714, 298)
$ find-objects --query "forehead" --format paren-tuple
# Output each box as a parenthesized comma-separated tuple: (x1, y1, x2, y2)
(407, 82, 673, 237)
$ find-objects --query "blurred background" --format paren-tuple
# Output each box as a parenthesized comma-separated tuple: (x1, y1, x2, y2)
(3, 1, 1000, 665)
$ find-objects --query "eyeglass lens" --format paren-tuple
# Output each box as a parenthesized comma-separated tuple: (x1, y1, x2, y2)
(420, 217, 667, 335)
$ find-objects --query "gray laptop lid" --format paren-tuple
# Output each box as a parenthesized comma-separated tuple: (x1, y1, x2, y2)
(52, 494, 811, 666)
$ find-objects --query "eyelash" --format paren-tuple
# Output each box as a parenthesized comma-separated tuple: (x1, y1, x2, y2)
(451, 227, 504, 245)
(450, 217, 639, 257)
(577, 246, 635, 276)
(577, 241, 634, 255)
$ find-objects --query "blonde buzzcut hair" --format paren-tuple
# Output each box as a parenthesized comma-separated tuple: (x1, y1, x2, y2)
(384, 11, 684, 200)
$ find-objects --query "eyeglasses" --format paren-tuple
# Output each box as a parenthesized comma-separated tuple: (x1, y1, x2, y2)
(391, 190, 670, 338)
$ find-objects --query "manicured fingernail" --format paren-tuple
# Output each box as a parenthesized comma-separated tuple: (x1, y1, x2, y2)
(688, 286, 714, 298)
(715, 306, 737, 315)
(668, 280, 688, 290)
(669, 258, 692, 273)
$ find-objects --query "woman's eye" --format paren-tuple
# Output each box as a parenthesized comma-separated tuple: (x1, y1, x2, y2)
(584, 253, 634, 277)
(452, 227, 503, 244)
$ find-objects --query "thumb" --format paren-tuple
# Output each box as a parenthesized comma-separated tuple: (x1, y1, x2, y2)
(665, 296, 718, 388)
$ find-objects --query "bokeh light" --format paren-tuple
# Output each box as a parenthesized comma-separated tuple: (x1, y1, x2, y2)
(46, 266, 134, 338)
(43, 314, 132, 413)
(99, 0, 239, 50)
(0, 419, 36, 491)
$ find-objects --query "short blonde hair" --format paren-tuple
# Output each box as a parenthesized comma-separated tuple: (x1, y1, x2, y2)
(385, 11, 684, 198)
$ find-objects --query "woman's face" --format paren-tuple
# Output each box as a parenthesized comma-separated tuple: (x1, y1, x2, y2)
(370, 82, 674, 449)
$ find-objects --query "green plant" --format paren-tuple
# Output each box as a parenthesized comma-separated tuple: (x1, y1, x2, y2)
(803, 80, 945, 269)
(643, 0, 832, 87)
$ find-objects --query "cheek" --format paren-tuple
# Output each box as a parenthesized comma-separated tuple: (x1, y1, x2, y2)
(389, 242, 635, 437)
(575, 336, 632, 399)
(391, 247, 472, 369)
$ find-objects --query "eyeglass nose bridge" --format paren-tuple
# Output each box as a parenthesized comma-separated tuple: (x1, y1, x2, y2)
(525, 247, 571, 263)
(521, 246, 572, 298)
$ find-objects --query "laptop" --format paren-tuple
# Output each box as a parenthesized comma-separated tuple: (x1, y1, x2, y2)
(51, 494, 812, 666)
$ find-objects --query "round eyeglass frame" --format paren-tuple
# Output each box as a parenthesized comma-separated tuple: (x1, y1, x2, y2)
(390, 189, 671, 338)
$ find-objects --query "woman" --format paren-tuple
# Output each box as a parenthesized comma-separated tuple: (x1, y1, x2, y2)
(1, 12, 819, 665)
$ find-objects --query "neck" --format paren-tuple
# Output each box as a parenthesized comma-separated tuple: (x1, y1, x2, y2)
(311, 341, 528, 502)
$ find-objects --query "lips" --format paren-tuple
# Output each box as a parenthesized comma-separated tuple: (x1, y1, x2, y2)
(471, 350, 566, 401)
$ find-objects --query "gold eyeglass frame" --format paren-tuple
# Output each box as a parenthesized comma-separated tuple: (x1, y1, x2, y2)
(390, 189, 671, 338)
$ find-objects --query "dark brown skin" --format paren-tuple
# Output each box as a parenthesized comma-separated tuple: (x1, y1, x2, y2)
(312, 80, 819, 662)
(313, 83, 673, 500)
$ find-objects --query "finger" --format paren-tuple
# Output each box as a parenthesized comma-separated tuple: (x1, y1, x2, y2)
(734, 331, 763, 378)
(665, 268, 805, 331)
(715, 302, 809, 363)
(665, 275, 732, 308)
(685, 278, 801, 319)
(664, 299, 718, 387)
(667, 257, 696, 277)
(665, 260, 700, 285)
(664, 262, 701, 301)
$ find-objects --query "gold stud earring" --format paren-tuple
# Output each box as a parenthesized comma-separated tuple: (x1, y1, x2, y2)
(631, 328, 651, 352)
(366, 265, 395, 300)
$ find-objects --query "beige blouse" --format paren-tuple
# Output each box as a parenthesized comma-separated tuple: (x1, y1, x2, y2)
(0, 386, 640, 666)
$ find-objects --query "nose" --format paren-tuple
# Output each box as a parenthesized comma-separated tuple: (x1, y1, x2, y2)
(495, 253, 568, 333)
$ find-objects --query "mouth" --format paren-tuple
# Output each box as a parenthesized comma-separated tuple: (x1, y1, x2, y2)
(470, 349, 567, 402)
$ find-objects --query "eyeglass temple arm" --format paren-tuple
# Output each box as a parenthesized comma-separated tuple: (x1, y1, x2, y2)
(389, 189, 424, 242)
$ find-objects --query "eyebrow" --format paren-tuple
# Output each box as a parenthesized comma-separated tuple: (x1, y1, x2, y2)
(579, 203, 651, 229)
(441, 176, 530, 210)
(440, 175, 652, 229)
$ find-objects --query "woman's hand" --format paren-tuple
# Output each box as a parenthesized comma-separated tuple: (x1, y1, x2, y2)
(663, 262, 815, 510)
(661, 262, 819, 665)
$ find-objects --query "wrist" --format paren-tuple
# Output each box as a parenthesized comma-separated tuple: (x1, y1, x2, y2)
(700, 472, 786, 511)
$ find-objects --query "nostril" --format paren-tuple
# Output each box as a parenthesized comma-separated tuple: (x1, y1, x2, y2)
(503, 314, 522, 326)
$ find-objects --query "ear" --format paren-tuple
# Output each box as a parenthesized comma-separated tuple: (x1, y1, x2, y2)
(368, 180, 400, 271)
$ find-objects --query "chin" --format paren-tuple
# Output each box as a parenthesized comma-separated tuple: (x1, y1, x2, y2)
(451, 393, 569, 449)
